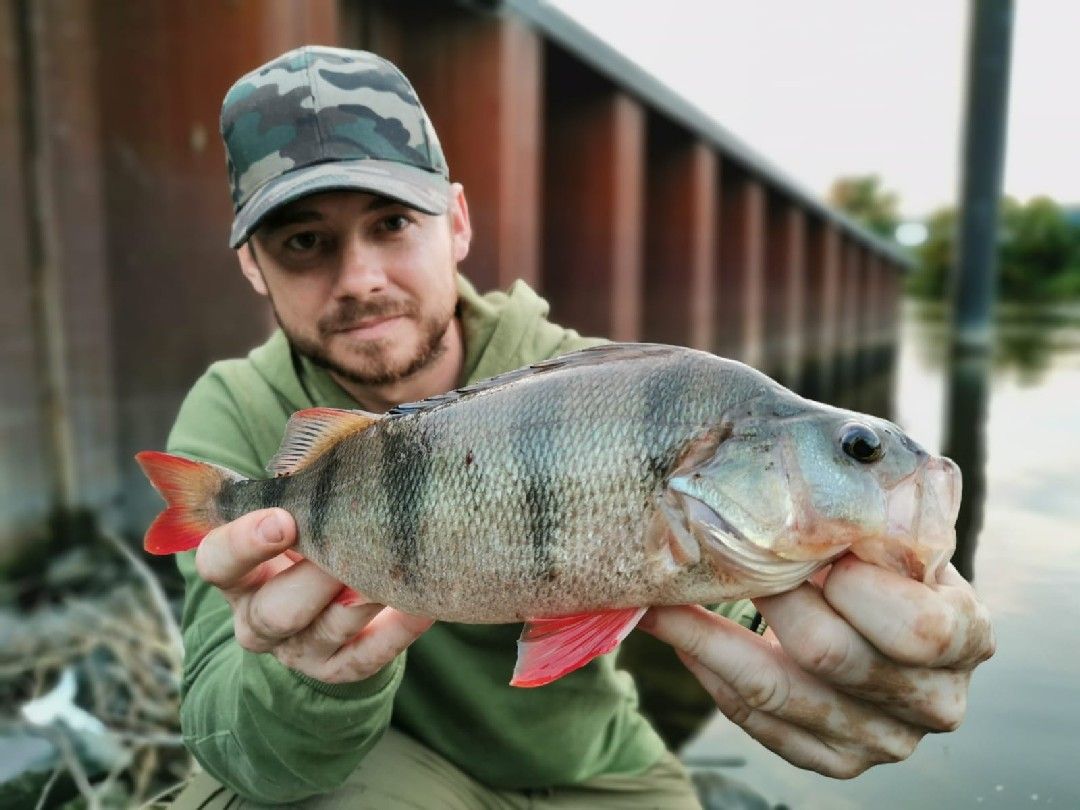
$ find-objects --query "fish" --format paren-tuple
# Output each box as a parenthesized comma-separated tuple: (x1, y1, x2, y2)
(137, 343, 961, 687)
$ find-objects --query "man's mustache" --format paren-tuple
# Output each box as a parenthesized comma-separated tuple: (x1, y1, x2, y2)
(318, 298, 416, 335)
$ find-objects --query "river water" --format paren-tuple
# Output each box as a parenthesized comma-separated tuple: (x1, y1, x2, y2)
(680, 300, 1080, 808)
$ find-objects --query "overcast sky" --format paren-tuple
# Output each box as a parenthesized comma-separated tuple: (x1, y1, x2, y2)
(547, 1, 1079, 217)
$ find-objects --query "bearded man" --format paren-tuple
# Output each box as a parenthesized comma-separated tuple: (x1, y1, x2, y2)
(168, 46, 994, 809)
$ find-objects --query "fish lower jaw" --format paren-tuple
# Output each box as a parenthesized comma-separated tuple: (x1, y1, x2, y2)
(850, 528, 956, 583)
(771, 512, 878, 560)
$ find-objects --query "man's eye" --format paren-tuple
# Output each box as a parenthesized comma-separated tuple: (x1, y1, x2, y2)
(284, 232, 323, 251)
(379, 214, 412, 233)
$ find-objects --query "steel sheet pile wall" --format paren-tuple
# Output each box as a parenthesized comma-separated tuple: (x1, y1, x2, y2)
(643, 116, 718, 351)
(93, 0, 340, 535)
(1, 1, 51, 556)
(2, 0, 907, 555)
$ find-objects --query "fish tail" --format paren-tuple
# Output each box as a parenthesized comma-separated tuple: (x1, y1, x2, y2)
(136, 451, 242, 554)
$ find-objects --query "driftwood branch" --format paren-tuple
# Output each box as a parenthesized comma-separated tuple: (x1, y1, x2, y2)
(100, 528, 184, 656)
(51, 727, 101, 810)
(3, 528, 193, 806)
(32, 764, 63, 810)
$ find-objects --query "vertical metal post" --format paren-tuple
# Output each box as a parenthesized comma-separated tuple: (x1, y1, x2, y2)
(16, 0, 79, 523)
(945, 0, 1014, 580)
(952, 0, 1014, 347)
(945, 352, 989, 582)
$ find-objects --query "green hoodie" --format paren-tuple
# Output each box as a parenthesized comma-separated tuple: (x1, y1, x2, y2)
(167, 276, 757, 803)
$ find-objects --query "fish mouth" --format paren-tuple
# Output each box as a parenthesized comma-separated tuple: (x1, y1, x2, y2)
(865, 455, 962, 582)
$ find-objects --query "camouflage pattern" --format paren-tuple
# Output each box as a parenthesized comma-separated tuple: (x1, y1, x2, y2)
(220, 45, 450, 247)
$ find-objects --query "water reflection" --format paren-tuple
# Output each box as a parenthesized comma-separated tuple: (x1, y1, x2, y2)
(910, 300, 1080, 383)
(623, 304, 1066, 754)
(676, 299, 1080, 808)
(622, 301, 1047, 753)
(996, 322, 1055, 382)
(944, 346, 990, 582)
(932, 300, 1080, 580)
(620, 336, 906, 750)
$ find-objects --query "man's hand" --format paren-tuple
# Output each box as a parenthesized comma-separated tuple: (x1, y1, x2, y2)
(195, 508, 433, 684)
(638, 554, 995, 779)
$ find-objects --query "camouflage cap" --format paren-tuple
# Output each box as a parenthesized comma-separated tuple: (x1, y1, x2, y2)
(221, 45, 450, 248)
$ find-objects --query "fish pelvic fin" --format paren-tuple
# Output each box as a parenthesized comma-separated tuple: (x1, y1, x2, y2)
(269, 408, 381, 476)
(135, 451, 242, 554)
(510, 607, 647, 688)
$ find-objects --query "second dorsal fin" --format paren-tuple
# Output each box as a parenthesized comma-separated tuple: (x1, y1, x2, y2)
(268, 407, 381, 476)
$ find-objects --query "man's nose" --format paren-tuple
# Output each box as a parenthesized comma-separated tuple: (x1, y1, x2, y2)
(333, 236, 389, 296)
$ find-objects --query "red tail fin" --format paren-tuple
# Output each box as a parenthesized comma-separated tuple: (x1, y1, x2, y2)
(136, 451, 237, 554)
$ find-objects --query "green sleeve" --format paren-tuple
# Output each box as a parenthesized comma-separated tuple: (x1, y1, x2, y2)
(713, 599, 766, 634)
(168, 365, 405, 803)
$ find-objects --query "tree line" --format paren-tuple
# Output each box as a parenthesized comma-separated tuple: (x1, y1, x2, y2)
(829, 175, 1080, 301)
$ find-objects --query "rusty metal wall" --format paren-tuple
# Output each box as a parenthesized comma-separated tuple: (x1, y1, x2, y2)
(93, 0, 340, 535)
(1, 0, 51, 556)
(29, 0, 120, 518)
(2, 0, 906, 553)
(345, 1, 544, 294)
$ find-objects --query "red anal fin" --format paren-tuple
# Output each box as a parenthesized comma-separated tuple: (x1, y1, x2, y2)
(510, 607, 647, 688)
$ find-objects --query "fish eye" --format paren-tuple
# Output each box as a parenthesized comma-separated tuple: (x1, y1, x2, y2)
(840, 423, 884, 464)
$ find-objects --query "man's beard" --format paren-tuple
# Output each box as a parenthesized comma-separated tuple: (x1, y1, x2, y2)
(270, 293, 454, 387)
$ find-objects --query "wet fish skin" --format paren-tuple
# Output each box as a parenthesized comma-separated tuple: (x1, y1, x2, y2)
(218, 345, 772, 621)
(137, 343, 961, 685)
(202, 343, 958, 623)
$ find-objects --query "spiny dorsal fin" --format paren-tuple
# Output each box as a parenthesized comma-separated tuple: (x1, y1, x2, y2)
(268, 408, 381, 476)
(388, 343, 684, 418)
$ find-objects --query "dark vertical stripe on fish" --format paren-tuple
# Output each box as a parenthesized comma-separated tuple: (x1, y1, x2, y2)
(514, 386, 558, 582)
(215, 479, 241, 523)
(641, 358, 689, 483)
(524, 471, 557, 581)
(217, 477, 284, 523)
(257, 475, 290, 512)
(380, 422, 428, 584)
(308, 442, 341, 552)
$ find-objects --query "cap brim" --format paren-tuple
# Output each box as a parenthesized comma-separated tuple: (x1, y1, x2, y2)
(229, 159, 450, 248)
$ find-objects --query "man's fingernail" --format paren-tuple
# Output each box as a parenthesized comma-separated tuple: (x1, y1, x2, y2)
(256, 512, 284, 545)
(637, 610, 656, 631)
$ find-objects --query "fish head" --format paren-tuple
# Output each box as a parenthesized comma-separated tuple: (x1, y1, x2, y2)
(666, 393, 961, 591)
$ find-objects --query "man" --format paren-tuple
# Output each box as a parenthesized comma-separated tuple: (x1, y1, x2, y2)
(169, 46, 994, 808)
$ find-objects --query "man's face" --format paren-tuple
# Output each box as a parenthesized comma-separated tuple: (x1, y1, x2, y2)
(240, 187, 471, 387)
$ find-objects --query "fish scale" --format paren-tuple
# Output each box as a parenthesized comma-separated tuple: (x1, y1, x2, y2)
(216, 346, 751, 621)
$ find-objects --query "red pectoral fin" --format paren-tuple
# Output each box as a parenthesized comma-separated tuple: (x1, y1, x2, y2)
(510, 607, 648, 688)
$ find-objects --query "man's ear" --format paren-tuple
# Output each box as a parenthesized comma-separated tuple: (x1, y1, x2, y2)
(237, 242, 269, 296)
(448, 183, 472, 264)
